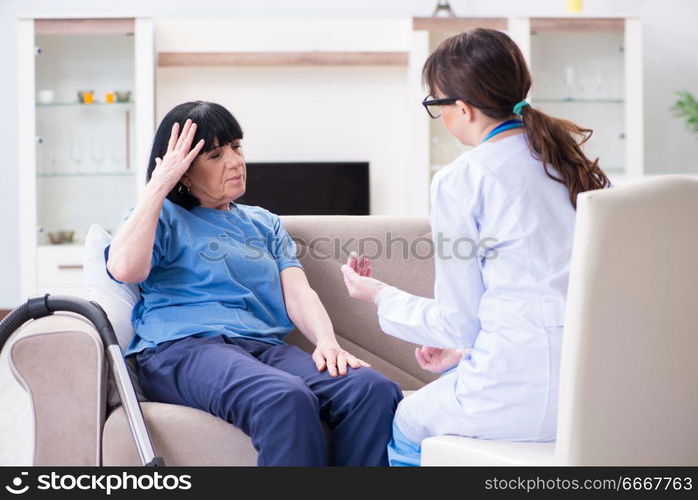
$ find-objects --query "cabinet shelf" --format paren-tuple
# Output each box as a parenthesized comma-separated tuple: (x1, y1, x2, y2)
(37, 170, 136, 178)
(533, 98, 625, 104)
(37, 243, 84, 249)
(36, 101, 134, 108)
(158, 51, 408, 67)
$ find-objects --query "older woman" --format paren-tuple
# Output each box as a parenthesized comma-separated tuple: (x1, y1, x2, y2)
(106, 101, 402, 466)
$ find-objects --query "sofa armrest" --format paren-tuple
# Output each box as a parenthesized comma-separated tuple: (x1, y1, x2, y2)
(9, 313, 107, 465)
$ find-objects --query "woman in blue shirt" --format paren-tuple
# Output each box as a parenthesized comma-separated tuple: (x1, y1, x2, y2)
(106, 101, 402, 466)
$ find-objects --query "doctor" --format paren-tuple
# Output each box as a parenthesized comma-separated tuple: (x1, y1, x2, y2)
(341, 28, 610, 465)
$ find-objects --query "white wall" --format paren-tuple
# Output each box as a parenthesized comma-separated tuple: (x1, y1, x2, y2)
(155, 18, 412, 217)
(157, 65, 408, 216)
(1, 0, 697, 307)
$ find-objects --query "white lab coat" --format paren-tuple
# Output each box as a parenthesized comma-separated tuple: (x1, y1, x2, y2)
(377, 133, 576, 443)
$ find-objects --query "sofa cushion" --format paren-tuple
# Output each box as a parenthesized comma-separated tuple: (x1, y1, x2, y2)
(102, 402, 258, 466)
(104, 393, 416, 466)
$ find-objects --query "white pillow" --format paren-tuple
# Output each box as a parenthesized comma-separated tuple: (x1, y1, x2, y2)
(83, 224, 140, 352)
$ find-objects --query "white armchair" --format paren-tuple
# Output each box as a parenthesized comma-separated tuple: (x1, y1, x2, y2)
(421, 176, 698, 466)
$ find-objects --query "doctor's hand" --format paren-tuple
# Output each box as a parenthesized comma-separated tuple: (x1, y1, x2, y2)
(415, 346, 465, 374)
(340, 252, 387, 303)
(312, 340, 371, 377)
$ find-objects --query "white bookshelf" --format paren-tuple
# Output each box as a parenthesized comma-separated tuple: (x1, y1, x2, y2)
(17, 15, 154, 301)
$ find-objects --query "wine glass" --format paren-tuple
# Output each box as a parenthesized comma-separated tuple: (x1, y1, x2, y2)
(91, 138, 106, 172)
(70, 138, 84, 173)
(578, 64, 596, 101)
(45, 145, 58, 175)
(111, 141, 126, 171)
(594, 64, 604, 100)
(55, 140, 68, 174)
(564, 66, 575, 101)
(536, 69, 552, 100)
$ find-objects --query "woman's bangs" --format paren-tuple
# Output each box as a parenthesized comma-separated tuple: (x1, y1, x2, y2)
(188, 103, 243, 155)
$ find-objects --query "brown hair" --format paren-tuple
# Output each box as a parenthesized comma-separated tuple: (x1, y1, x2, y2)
(423, 29, 610, 208)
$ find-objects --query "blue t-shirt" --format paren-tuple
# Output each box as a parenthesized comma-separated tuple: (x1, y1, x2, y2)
(105, 199, 303, 357)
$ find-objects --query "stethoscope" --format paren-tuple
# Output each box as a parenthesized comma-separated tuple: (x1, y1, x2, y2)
(481, 119, 523, 143)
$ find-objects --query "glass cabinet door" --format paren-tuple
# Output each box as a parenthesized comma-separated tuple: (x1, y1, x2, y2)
(34, 26, 138, 246)
(412, 18, 509, 179)
(529, 19, 627, 176)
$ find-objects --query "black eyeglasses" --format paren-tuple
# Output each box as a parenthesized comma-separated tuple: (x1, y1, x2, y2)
(422, 95, 460, 119)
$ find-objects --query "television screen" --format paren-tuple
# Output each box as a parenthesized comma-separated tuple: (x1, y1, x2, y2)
(236, 162, 370, 215)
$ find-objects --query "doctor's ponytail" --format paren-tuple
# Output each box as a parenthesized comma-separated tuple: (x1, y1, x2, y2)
(515, 104, 610, 208)
(423, 29, 610, 208)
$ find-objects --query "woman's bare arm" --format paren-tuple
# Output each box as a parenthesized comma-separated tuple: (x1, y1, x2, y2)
(106, 182, 169, 283)
(280, 266, 370, 376)
(107, 119, 204, 283)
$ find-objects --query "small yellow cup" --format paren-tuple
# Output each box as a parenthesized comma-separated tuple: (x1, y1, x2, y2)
(83, 91, 94, 104)
(566, 0, 583, 13)
(105, 92, 115, 103)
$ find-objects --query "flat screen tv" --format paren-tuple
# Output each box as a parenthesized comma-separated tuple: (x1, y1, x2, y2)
(236, 162, 369, 215)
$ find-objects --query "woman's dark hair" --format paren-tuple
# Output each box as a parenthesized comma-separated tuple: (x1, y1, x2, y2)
(423, 29, 610, 208)
(146, 101, 244, 210)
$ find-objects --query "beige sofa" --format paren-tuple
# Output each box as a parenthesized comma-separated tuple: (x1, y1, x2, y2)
(9, 216, 439, 466)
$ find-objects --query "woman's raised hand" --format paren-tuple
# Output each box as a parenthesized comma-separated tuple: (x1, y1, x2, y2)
(149, 119, 205, 194)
